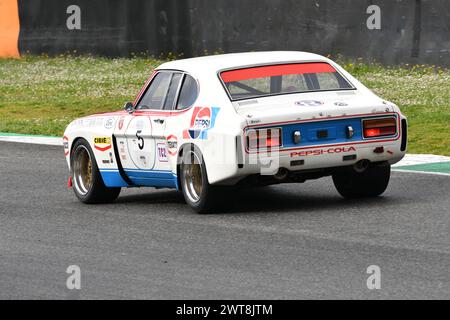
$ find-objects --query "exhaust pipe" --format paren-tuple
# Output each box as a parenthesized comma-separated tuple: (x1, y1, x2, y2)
(353, 159, 370, 173)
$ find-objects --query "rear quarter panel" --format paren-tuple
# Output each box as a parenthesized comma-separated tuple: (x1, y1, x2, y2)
(176, 71, 245, 184)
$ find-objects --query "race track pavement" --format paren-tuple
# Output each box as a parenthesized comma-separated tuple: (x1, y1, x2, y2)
(0, 141, 449, 299)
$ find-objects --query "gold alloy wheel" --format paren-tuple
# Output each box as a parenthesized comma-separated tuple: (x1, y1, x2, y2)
(73, 145, 93, 196)
(182, 151, 203, 203)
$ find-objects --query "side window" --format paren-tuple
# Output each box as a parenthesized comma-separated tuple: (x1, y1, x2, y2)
(163, 73, 183, 110)
(176, 74, 198, 110)
(136, 72, 171, 110)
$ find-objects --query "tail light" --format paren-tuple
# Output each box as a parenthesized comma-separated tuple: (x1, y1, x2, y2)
(363, 117, 397, 138)
(247, 128, 282, 150)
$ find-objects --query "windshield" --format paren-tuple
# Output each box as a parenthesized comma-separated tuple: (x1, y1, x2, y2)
(220, 62, 354, 101)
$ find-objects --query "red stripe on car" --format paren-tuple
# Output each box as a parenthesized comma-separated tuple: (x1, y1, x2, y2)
(221, 62, 336, 83)
(94, 144, 112, 152)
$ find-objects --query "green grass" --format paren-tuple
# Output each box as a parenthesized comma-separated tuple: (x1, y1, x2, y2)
(0, 55, 449, 155)
(0, 55, 162, 136)
(340, 59, 450, 155)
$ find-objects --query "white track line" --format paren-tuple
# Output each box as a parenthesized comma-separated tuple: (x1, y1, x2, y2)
(392, 169, 450, 177)
(0, 135, 62, 146)
(393, 154, 450, 167)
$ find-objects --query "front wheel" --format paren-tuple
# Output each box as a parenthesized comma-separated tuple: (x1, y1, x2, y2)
(180, 145, 219, 213)
(71, 138, 121, 204)
(332, 163, 391, 199)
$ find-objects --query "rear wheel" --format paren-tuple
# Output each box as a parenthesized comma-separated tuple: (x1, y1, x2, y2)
(71, 139, 121, 203)
(332, 163, 391, 198)
(180, 145, 219, 213)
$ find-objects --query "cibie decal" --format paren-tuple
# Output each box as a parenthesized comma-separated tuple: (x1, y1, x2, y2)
(295, 100, 324, 107)
(93, 137, 112, 152)
(166, 134, 178, 156)
(183, 107, 220, 140)
(290, 146, 356, 157)
(63, 136, 69, 156)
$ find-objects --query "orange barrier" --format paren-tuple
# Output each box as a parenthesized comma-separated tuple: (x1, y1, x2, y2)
(0, 0, 20, 57)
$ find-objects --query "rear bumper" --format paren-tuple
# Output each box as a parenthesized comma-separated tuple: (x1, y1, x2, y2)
(237, 138, 405, 176)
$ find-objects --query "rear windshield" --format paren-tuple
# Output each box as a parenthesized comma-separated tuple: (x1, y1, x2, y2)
(220, 62, 353, 101)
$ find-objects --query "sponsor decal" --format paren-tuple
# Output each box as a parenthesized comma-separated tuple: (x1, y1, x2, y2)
(94, 137, 110, 144)
(119, 140, 127, 160)
(183, 107, 220, 140)
(290, 146, 356, 157)
(63, 136, 69, 156)
(102, 159, 110, 164)
(136, 119, 144, 130)
(104, 117, 115, 129)
(93, 137, 112, 152)
(118, 116, 125, 130)
(334, 101, 348, 106)
(157, 143, 168, 162)
(70, 119, 84, 128)
(71, 118, 103, 128)
(166, 135, 178, 156)
(139, 155, 147, 166)
(295, 100, 324, 107)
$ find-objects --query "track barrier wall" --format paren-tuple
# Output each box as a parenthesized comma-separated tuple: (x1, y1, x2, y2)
(0, 0, 449, 66)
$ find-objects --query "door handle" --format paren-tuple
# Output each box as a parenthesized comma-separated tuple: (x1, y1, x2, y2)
(153, 118, 165, 124)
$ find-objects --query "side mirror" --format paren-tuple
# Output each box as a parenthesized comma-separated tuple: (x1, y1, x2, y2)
(124, 102, 134, 113)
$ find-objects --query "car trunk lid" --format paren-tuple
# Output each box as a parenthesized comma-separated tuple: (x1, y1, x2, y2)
(236, 91, 398, 151)
(235, 90, 393, 124)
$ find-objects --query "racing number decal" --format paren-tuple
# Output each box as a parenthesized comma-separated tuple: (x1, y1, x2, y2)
(136, 130, 144, 150)
(125, 116, 155, 170)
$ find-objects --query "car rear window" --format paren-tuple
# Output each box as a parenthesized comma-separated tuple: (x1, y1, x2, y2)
(220, 62, 353, 101)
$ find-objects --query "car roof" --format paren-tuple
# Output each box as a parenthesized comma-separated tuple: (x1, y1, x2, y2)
(157, 51, 329, 76)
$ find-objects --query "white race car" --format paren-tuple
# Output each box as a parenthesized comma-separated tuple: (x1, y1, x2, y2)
(64, 51, 407, 213)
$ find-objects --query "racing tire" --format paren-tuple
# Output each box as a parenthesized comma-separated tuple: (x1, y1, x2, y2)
(70, 138, 121, 204)
(179, 145, 220, 214)
(332, 163, 391, 199)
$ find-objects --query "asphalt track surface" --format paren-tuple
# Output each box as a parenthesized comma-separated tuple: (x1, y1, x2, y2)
(0, 141, 449, 299)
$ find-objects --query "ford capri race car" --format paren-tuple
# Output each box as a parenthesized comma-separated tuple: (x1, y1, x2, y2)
(64, 51, 407, 213)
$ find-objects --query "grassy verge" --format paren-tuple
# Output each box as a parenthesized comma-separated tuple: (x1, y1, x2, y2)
(342, 60, 450, 155)
(0, 55, 162, 136)
(0, 55, 449, 155)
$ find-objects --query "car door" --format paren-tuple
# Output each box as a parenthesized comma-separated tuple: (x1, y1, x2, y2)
(150, 72, 183, 172)
(119, 71, 183, 186)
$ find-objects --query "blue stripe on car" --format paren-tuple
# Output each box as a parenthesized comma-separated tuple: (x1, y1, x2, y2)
(250, 115, 397, 149)
(99, 169, 130, 187)
(100, 169, 178, 189)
